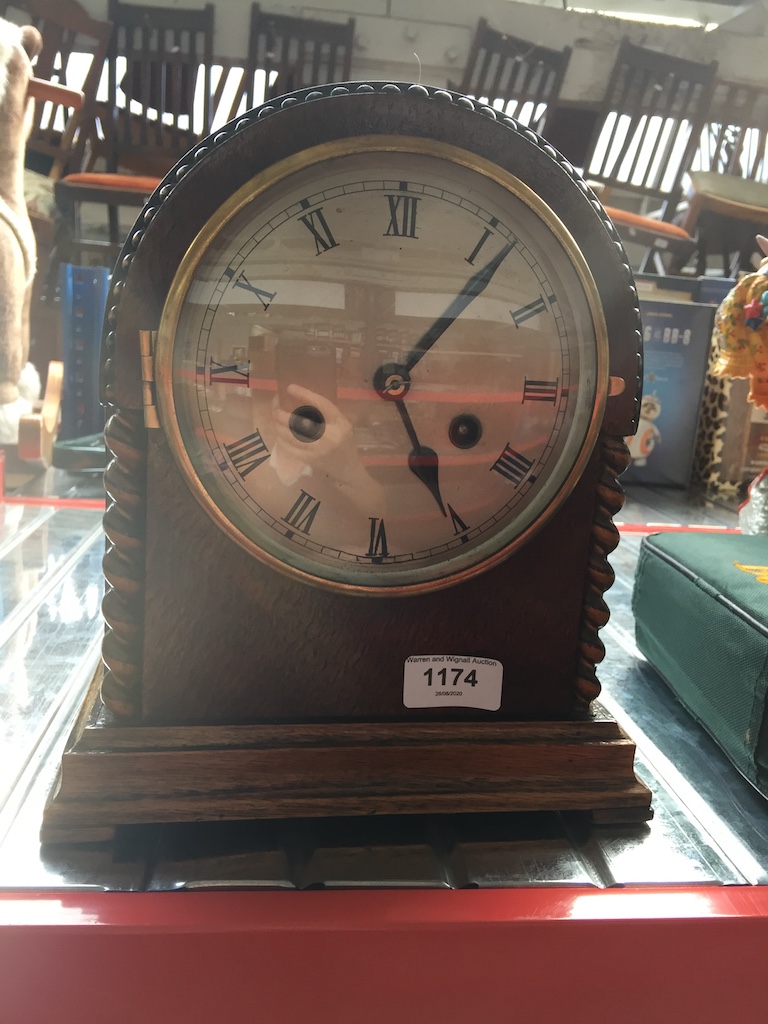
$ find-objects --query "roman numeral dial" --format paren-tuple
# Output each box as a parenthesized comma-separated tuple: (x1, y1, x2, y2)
(384, 192, 420, 238)
(225, 431, 270, 478)
(298, 205, 338, 254)
(491, 445, 534, 486)
(511, 293, 556, 327)
(283, 491, 321, 536)
(366, 518, 389, 561)
(523, 378, 559, 404)
(164, 145, 601, 593)
(208, 358, 249, 385)
(223, 267, 275, 311)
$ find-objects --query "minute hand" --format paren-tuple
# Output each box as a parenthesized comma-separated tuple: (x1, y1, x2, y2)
(404, 242, 514, 373)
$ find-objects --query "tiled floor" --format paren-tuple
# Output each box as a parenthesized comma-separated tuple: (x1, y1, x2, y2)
(1, 472, 766, 891)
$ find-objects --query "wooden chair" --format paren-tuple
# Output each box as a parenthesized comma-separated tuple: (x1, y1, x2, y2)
(53, 0, 214, 267)
(0, 0, 112, 182)
(677, 79, 768, 275)
(697, 79, 768, 181)
(202, 4, 356, 145)
(582, 39, 718, 273)
(452, 18, 571, 135)
(247, 3, 354, 104)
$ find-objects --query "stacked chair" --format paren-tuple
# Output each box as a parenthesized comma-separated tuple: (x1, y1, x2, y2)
(679, 78, 768, 275)
(53, 1, 357, 269)
(248, 3, 354, 103)
(452, 17, 572, 135)
(580, 39, 718, 274)
(53, 0, 215, 268)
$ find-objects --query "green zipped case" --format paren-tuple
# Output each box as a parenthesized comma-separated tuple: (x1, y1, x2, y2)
(633, 531, 768, 796)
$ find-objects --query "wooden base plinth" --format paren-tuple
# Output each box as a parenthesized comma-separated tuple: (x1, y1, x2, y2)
(42, 669, 653, 844)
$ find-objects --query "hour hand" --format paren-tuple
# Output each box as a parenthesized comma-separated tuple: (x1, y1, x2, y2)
(408, 444, 446, 517)
(372, 363, 446, 516)
(395, 400, 446, 517)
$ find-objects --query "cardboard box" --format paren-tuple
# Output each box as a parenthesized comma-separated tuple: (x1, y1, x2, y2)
(623, 298, 714, 486)
(629, 275, 767, 491)
(634, 273, 735, 306)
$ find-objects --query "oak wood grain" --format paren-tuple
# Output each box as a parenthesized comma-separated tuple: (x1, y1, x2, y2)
(41, 668, 652, 842)
(52, 84, 651, 837)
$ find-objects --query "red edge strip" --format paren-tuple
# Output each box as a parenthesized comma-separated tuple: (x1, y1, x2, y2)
(0, 496, 106, 510)
(617, 524, 740, 534)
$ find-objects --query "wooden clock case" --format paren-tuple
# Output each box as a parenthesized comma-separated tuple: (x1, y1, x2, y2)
(43, 83, 650, 842)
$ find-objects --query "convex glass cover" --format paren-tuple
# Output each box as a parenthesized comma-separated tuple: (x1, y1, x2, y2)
(156, 138, 608, 593)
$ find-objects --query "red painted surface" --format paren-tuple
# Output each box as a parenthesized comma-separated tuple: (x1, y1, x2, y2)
(617, 523, 740, 534)
(1, 886, 767, 1023)
(0, 494, 107, 510)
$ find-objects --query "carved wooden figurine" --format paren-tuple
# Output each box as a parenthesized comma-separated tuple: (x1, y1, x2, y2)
(0, 17, 41, 443)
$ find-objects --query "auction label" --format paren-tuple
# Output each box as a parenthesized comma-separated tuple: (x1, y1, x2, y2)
(403, 655, 503, 711)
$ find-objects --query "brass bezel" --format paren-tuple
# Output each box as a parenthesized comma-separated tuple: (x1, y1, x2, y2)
(155, 135, 609, 596)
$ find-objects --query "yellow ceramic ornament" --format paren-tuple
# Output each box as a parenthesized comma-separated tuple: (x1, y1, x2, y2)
(712, 238, 768, 410)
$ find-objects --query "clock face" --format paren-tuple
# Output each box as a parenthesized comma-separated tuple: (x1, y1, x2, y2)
(155, 136, 608, 594)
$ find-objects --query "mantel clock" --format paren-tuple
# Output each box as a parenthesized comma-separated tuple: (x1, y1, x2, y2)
(43, 83, 651, 841)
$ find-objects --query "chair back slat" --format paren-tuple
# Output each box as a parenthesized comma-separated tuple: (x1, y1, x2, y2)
(585, 40, 718, 218)
(208, 58, 249, 130)
(105, 0, 214, 175)
(0, 0, 113, 177)
(692, 78, 768, 182)
(209, 4, 354, 128)
(454, 18, 571, 134)
(249, 3, 354, 104)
